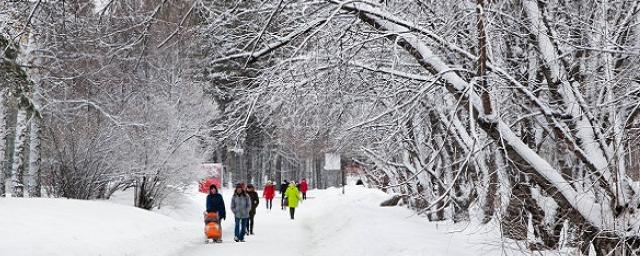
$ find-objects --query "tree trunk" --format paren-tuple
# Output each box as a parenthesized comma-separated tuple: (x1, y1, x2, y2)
(315, 153, 323, 189)
(134, 175, 157, 210)
(29, 112, 42, 197)
(12, 108, 29, 197)
(275, 154, 282, 184)
(2, 93, 17, 197)
(501, 178, 529, 241)
(245, 149, 253, 183)
(482, 144, 499, 223)
(228, 151, 237, 185)
(0, 89, 7, 197)
(28, 84, 42, 197)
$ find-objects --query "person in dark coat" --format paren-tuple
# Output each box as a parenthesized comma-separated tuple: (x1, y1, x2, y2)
(206, 184, 226, 218)
(246, 184, 259, 235)
(280, 180, 288, 210)
(206, 184, 226, 228)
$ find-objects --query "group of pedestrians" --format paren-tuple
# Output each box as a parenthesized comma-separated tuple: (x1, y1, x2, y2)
(228, 183, 258, 242)
(283, 179, 309, 219)
(205, 179, 309, 243)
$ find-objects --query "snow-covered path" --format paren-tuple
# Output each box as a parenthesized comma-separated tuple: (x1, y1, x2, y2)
(2, 186, 535, 256)
(177, 186, 518, 256)
(181, 196, 308, 256)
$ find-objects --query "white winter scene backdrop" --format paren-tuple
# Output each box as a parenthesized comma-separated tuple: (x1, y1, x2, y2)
(2, 0, 640, 256)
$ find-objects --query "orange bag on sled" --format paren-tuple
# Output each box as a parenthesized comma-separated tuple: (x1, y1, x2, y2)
(204, 212, 221, 239)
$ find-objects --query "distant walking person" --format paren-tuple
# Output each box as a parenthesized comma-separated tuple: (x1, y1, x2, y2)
(284, 181, 302, 220)
(280, 180, 288, 210)
(231, 184, 251, 242)
(263, 181, 276, 210)
(246, 184, 259, 235)
(299, 179, 309, 200)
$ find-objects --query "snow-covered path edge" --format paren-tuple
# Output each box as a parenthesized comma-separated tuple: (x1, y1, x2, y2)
(180, 186, 539, 256)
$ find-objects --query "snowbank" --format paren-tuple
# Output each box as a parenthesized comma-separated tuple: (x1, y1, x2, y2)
(300, 186, 555, 256)
(108, 186, 206, 222)
(1, 185, 571, 256)
(0, 197, 200, 256)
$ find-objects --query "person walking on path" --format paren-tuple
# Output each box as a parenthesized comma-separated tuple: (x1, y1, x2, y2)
(205, 184, 226, 241)
(231, 184, 251, 242)
(246, 184, 259, 235)
(299, 179, 309, 200)
(263, 181, 275, 210)
(284, 181, 302, 220)
(206, 184, 226, 220)
(280, 180, 288, 210)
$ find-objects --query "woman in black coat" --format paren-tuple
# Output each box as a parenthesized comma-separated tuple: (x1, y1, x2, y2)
(206, 185, 226, 221)
(246, 184, 259, 235)
(280, 180, 288, 210)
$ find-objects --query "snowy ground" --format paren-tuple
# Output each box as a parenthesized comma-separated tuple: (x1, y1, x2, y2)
(0, 185, 563, 256)
(0, 197, 196, 256)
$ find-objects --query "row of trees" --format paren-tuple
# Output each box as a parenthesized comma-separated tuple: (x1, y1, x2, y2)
(0, 0, 213, 209)
(1, 0, 339, 208)
(193, 0, 341, 189)
(5, 0, 640, 254)
(191, 0, 640, 255)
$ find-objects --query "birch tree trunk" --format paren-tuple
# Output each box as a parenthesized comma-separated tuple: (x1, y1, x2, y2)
(0, 89, 7, 197)
(3, 95, 17, 197)
(11, 108, 29, 197)
(28, 96, 42, 197)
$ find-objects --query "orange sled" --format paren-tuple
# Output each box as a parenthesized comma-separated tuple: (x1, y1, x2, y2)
(204, 212, 222, 240)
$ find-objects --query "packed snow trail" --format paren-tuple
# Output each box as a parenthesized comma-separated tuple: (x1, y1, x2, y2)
(179, 186, 527, 256)
(182, 195, 307, 256)
(1, 185, 545, 256)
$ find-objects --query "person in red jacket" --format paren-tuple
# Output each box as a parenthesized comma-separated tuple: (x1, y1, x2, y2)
(263, 181, 276, 210)
(299, 179, 309, 200)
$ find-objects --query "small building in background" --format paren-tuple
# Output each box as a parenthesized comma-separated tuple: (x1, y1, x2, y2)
(198, 163, 224, 193)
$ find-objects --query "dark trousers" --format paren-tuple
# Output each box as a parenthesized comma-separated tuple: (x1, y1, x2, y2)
(266, 199, 273, 209)
(234, 218, 248, 240)
(248, 213, 255, 233)
(289, 207, 296, 220)
(281, 196, 286, 210)
(302, 192, 307, 200)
